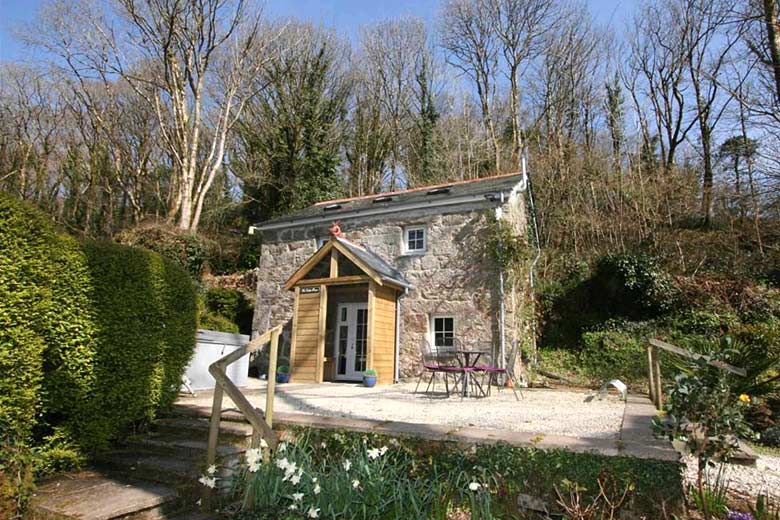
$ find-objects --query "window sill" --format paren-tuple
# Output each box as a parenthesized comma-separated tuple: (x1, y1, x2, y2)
(401, 251, 426, 257)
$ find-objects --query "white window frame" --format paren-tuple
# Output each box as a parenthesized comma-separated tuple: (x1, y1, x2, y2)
(429, 315, 455, 350)
(403, 225, 426, 254)
(316, 236, 330, 248)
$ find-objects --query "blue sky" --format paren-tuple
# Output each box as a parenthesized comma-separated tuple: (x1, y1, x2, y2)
(0, 0, 633, 63)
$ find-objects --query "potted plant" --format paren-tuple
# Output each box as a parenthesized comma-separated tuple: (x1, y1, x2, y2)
(276, 365, 290, 384)
(362, 369, 377, 387)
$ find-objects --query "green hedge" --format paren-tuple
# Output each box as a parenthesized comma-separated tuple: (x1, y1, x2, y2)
(0, 194, 196, 509)
(73, 241, 197, 447)
(0, 195, 94, 448)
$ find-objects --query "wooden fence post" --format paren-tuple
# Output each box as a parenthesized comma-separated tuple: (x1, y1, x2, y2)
(206, 384, 223, 467)
(646, 344, 656, 407)
(652, 344, 662, 409)
(204, 383, 223, 509)
(265, 327, 280, 430)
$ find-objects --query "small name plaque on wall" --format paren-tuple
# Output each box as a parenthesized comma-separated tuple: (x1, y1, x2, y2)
(300, 286, 320, 294)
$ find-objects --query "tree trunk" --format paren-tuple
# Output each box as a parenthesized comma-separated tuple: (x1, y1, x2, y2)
(699, 122, 714, 227)
(764, 0, 780, 103)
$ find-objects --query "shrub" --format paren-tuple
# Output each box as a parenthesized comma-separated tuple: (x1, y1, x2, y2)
(115, 224, 212, 278)
(655, 349, 754, 520)
(199, 311, 240, 333)
(591, 253, 678, 319)
(207, 232, 262, 274)
(580, 330, 647, 385)
(0, 439, 33, 518)
(203, 287, 253, 333)
(760, 426, 780, 447)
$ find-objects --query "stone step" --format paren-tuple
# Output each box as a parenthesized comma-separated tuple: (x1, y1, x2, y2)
(730, 441, 758, 467)
(28, 470, 182, 520)
(154, 417, 254, 444)
(171, 404, 250, 423)
(123, 435, 247, 461)
(95, 453, 200, 485)
(168, 513, 218, 520)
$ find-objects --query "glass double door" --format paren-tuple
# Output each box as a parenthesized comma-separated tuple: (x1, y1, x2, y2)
(335, 303, 368, 381)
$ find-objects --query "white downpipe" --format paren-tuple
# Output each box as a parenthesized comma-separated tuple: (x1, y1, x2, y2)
(497, 193, 506, 372)
(394, 288, 405, 383)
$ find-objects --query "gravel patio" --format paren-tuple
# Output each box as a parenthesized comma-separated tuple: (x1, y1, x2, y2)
(178, 379, 631, 440)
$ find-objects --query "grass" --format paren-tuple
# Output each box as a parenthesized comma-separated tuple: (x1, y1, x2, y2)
(746, 441, 780, 457)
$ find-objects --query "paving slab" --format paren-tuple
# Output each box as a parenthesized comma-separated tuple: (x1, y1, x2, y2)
(618, 395, 680, 461)
(30, 472, 177, 520)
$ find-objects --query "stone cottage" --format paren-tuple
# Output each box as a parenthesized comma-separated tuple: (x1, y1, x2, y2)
(249, 173, 532, 385)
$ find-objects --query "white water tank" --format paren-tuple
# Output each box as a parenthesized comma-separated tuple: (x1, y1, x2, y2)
(185, 329, 250, 390)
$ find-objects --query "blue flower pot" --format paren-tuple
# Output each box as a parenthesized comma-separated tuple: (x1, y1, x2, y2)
(363, 376, 377, 387)
(276, 373, 290, 384)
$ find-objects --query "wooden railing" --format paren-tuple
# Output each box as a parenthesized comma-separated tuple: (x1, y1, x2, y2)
(206, 324, 283, 467)
(646, 338, 746, 410)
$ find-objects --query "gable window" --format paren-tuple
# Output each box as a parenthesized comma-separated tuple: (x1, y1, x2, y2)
(431, 316, 455, 349)
(404, 226, 426, 253)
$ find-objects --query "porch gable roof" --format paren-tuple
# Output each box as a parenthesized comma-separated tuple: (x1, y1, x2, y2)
(283, 237, 411, 291)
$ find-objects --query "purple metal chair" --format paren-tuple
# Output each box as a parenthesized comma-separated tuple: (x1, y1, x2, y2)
(474, 340, 522, 401)
(414, 338, 464, 397)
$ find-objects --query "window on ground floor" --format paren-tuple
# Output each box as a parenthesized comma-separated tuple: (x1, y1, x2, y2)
(430, 315, 455, 349)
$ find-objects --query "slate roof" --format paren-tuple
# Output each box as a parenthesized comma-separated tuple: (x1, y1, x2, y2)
(335, 237, 411, 289)
(252, 173, 525, 231)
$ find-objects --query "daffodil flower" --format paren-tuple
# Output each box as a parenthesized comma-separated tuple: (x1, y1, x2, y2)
(468, 482, 481, 491)
(352, 479, 360, 489)
(198, 475, 217, 489)
(307, 506, 320, 518)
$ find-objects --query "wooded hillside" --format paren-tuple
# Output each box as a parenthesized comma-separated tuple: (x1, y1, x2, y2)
(1, 0, 779, 281)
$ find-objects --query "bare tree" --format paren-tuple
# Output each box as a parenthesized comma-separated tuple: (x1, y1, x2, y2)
(487, 0, 554, 165)
(441, 0, 503, 172)
(28, 0, 278, 231)
(629, 0, 698, 171)
(681, 0, 742, 225)
(360, 18, 427, 189)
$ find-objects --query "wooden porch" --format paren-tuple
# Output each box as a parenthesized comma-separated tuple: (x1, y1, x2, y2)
(283, 237, 410, 386)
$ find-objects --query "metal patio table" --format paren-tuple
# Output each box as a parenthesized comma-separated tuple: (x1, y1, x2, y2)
(455, 349, 489, 397)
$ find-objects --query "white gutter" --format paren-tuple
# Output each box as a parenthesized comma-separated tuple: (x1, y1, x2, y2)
(249, 190, 518, 234)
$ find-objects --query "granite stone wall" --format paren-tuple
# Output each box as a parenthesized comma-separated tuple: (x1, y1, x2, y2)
(252, 196, 529, 380)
